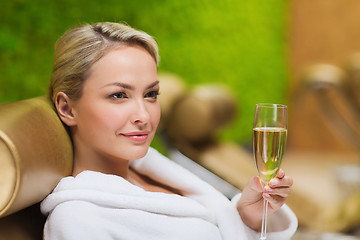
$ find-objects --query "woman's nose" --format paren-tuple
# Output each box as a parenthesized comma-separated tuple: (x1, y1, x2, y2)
(131, 100, 150, 125)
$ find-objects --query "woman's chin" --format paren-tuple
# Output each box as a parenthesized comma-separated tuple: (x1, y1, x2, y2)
(126, 146, 150, 160)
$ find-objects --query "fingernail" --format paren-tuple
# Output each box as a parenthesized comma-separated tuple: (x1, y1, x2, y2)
(270, 179, 278, 187)
(264, 186, 272, 192)
(264, 193, 271, 199)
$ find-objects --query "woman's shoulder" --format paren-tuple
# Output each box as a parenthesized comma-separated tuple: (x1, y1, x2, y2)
(43, 200, 112, 239)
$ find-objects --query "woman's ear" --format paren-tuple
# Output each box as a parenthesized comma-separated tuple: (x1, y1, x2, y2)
(55, 92, 77, 127)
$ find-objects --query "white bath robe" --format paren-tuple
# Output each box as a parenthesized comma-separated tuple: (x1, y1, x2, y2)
(41, 147, 297, 240)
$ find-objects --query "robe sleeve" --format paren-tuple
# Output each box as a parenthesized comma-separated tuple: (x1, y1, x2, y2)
(230, 193, 298, 240)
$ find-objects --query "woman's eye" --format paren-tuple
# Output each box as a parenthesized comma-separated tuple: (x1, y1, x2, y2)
(145, 90, 159, 99)
(110, 92, 127, 99)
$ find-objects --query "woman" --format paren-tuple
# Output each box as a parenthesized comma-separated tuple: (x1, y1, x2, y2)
(41, 22, 297, 239)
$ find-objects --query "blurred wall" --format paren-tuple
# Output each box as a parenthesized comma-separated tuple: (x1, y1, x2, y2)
(289, 0, 360, 90)
(288, 0, 360, 152)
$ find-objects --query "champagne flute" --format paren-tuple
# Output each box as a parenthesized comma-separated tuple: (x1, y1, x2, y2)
(253, 103, 287, 240)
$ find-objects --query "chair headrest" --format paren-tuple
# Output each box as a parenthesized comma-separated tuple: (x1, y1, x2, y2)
(0, 96, 73, 217)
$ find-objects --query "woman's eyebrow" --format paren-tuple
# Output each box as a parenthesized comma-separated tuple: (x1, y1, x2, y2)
(102, 82, 133, 90)
(147, 80, 159, 89)
(102, 80, 159, 90)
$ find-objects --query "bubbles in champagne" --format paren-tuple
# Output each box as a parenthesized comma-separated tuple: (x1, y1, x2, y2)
(253, 127, 287, 183)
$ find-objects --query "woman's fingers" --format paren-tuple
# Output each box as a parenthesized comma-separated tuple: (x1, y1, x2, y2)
(264, 185, 291, 198)
(264, 194, 287, 210)
(276, 168, 285, 179)
(269, 174, 293, 188)
(261, 169, 294, 211)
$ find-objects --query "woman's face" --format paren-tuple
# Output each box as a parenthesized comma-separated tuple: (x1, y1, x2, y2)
(70, 45, 160, 164)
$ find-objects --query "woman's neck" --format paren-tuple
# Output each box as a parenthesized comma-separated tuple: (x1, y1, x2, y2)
(72, 144, 131, 179)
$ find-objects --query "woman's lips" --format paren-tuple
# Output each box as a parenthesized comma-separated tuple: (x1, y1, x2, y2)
(121, 132, 149, 142)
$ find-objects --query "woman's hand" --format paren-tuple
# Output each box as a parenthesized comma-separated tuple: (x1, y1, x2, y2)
(237, 169, 293, 231)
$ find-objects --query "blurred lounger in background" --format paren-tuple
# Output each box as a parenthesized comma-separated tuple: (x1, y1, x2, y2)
(158, 72, 360, 234)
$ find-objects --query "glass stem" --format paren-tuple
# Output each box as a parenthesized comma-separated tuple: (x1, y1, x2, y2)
(260, 199, 268, 240)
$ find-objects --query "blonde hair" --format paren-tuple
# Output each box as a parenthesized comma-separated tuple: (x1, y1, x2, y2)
(49, 22, 159, 102)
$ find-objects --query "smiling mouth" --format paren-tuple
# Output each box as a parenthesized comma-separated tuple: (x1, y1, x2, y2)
(121, 132, 150, 142)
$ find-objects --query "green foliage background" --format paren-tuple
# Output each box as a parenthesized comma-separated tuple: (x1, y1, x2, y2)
(0, 0, 289, 146)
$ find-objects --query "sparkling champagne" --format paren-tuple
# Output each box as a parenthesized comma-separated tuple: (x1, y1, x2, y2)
(253, 127, 287, 183)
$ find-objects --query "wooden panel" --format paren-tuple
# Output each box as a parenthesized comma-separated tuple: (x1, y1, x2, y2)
(288, 0, 360, 152)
